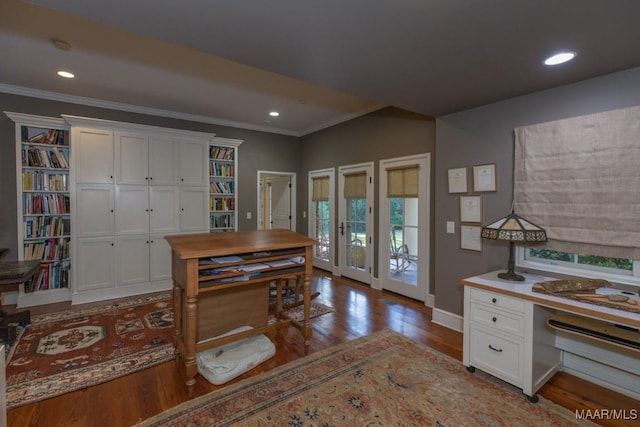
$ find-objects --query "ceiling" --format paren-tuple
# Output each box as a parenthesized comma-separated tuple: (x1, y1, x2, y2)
(2, 1, 640, 137)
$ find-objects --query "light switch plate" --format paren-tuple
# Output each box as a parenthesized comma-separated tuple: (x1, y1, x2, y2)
(446, 221, 455, 234)
(246, 212, 252, 219)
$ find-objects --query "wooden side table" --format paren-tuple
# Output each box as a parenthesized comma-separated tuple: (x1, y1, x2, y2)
(0, 260, 39, 343)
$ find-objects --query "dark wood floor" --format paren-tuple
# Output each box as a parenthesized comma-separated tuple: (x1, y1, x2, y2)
(6, 269, 638, 426)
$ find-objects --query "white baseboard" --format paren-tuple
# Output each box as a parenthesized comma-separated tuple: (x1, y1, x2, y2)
(71, 281, 171, 305)
(432, 308, 463, 332)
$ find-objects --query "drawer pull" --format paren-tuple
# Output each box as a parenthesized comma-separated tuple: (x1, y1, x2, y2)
(492, 297, 497, 303)
(488, 344, 503, 353)
(492, 317, 497, 322)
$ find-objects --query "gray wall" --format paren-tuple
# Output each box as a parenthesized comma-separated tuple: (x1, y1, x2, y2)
(300, 107, 436, 284)
(434, 66, 640, 316)
(0, 92, 300, 258)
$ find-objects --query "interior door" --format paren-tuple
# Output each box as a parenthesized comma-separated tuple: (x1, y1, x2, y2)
(338, 163, 374, 284)
(268, 175, 292, 229)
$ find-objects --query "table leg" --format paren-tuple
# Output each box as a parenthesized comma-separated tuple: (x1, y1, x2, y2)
(184, 294, 198, 398)
(303, 274, 311, 355)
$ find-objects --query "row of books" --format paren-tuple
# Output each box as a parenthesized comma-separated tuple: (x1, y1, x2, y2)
(209, 161, 234, 177)
(23, 216, 70, 239)
(210, 181, 234, 194)
(210, 214, 235, 228)
(22, 171, 68, 192)
(23, 237, 71, 261)
(210, 197, 235, 212)
(22, 145, 69, 169)
(25, 261, 71, 293)
(22, 193, 70, 214)
(209, 146, 234, 160)
(21, 127, 68, 146)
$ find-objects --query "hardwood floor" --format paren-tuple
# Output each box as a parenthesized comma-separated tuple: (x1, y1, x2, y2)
(6, 269, 638, 426)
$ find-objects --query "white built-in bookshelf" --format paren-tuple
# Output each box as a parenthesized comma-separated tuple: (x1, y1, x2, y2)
(209, 137, 242, 232)
(6, 112, 72, 307)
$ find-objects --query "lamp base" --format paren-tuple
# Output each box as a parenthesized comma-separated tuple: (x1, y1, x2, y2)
(498, 271, 525, 282)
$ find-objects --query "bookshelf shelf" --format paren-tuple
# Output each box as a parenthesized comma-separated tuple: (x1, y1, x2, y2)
(6, 112, 72, 307)
(209, 137, 243, 232)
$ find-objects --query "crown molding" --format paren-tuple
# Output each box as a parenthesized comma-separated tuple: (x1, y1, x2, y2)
(0, 84, 301, 137)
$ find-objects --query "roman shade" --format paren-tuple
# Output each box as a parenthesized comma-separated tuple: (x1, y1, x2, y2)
(311, 176, 330, 201)
(513, 105, 640, 260)
(386, 164, 419, 197)
(343, 172, 367, 199)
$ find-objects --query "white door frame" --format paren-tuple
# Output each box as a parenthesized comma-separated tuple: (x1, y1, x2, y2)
(338, 162, 374, 284)
(257, 170, 296, 230)
(308, 168, 336, 272)
(378, 153, 430, 302)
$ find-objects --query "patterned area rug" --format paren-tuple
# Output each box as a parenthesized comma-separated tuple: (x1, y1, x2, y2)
(6, 292, 175, 409)
(137, 329, 593, 427)
(6, 293, 333, 410)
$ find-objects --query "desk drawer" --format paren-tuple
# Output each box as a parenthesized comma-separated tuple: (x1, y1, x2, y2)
(469, 287, 526, 314)
(469, 302, 525, 337)
(469, 325, 523, 386)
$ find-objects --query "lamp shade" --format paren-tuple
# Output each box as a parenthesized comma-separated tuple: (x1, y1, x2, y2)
(481, 211, 547, 281)
(481, 211, 547, 243)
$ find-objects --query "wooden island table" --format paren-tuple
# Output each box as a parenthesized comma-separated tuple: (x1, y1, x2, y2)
(165, 229, 316, 395)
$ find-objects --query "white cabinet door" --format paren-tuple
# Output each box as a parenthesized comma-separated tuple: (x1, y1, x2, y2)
(116, 185, 150, 235)
(76, 237, 116, 291)
(74, 127, 114, 184)
(115, 132, 149, 184)
(149, 234, 172, 281)
(75, 185, 115, 237)
(149, 137, 179, 185)
(180, 187, 208, 231)
(117, 235, 150, 286)
(178, 141, 207, 186)
(150, 186, 181, 233)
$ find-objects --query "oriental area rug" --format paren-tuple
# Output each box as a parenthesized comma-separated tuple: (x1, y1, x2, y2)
(137, 329, 593, 427)
(6, 292, 175, 409)
(6, 292, 334, 410)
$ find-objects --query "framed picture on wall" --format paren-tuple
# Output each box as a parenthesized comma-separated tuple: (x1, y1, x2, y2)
(473, 163, 496, 192)
(460, 225, 482, 252)
(447, 167, 468, 193)
(460, 195, 482, 223)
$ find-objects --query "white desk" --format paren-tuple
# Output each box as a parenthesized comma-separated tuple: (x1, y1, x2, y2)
(462, 270, 640, 401)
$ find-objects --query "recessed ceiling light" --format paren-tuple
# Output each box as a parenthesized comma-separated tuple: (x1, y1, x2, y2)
(544, 52, 576, 66)
(57, 70, 75, 79)
(269, 111, 280, 117)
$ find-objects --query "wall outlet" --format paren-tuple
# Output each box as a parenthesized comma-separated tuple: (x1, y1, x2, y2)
(246, 212, 252, 219)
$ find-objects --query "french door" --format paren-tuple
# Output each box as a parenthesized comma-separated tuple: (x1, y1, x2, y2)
(338, 163, 374, 284)
(308, 168, 335, 272)
(379, 154, 430, 301)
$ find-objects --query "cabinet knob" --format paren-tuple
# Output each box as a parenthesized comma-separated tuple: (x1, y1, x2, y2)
(492, 298, 497, 303)
(110, 209, 114, 213)
(150, 177, 153, 180)
(145, 177, 148, 180)
(145, 209, 149, 212)
(492, 317, 497, 322)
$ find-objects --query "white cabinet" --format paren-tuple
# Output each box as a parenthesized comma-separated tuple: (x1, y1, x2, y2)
(64, 115, 214, 305)
(150, 186, 181, 233)
(117, 235, 151, 286)
(74, 127, 114, 184)
(179, 140, 208, 186)
(76, 237, 116, 292)
(180, 187, 209, 232)
(149, 136, 179, 185)
(116, 185, 150, 235)
(76, 185, 115, 237)
(115, 132, 148, 185)
(463, 282, 561, 402)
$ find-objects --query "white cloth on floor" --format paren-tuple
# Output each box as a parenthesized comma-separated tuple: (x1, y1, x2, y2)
(196, 326, 276, 385)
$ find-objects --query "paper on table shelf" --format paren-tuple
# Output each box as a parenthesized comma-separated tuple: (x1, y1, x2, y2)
(210, 255, 244, 264)
(289, 256, 305, 264)
(264, 259, 296, 267)
(238, 263, 270, 272)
